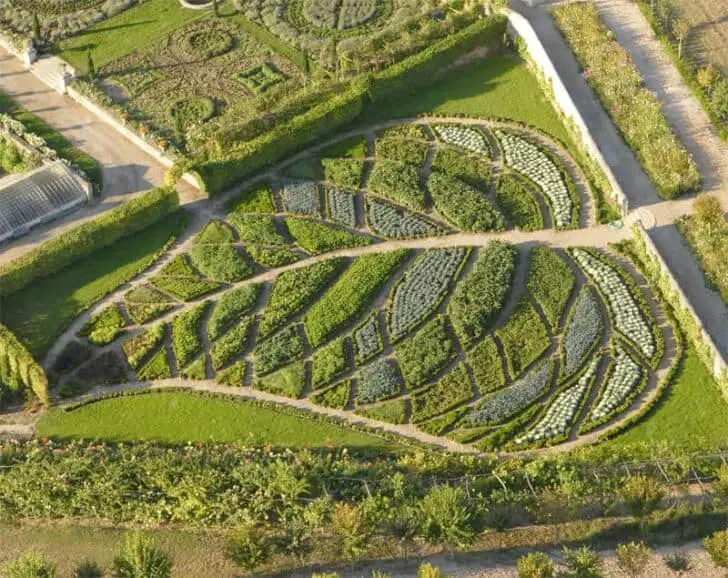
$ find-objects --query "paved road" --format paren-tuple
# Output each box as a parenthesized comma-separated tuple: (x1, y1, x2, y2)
(0, 49, 200, 264)
(510, 0, 728, 368)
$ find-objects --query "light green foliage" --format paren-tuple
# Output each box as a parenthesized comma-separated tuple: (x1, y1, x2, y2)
(411, 363, 473, 423)
(150, 277, 221, 302)
(229, 184, 276, 214)
(158, 254, 197, 277)
(496, 300, 550, 379)
(254, 325, 304, 376)
(417, 408, 466, 437)
(419, 486, 475, 550)
(189, 244, 253, 282)
(195, 221, 235, 244)
(354, 399, 407, 424)
(136, 348, 171, 381)
(304, 250, 408, 347)
(210, 317, 253, 370)
(448, 241, 517, 349)
(78, 304, 126, 346)
(259, 259, 345, 338)
(207, 284, 261, 341)
(225, 522, 271, 571)
(431, 148, 491, 191)
(516, 552, 555, 578)
(368, 161, 426, 210)
(467, 337, 505, 394)
(527, 247, 574, 330)
(321, 158, 365, 189)
(171, 301, 209, 369)
(375, 138, 429, 166)
(495, 174, 543, 232)
(615, 541, 651, 577)
(427, 172, 504, 232)
(181, 355, 207, 380)
(312, 380, 351, 409)
(227, 214, 287, 245)
(124, 285, 175, 325)
(395, 316, 456, 389)
(561, 545, 604, 578)
(113, 533, 171, 578)
(705, 531, 728, 568)
(311, 336, 348, 389)
(216, 361, 246, 387)
(320, 135, 367, 159)
(4, 551, 56, 578)
(247, 245, 299, 268)
(620, 475, 664, 520)
(255, 360, 306, 398)
(286, 217, 374, 254)
(122, 324, 165, 370)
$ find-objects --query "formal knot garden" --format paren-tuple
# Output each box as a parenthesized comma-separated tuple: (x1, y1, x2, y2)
(43, 120, 674, 452)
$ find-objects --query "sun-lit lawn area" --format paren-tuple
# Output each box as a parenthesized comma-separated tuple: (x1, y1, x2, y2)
(0, 212, 184, 358)
(359, 54, 574, 149)
(36, 391, 401, 452)
(56, 0, 218, 72)
(609, 345, 728, 451)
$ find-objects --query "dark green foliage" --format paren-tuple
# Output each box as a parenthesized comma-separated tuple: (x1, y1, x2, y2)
(282, 158, 321, 181)
(254, 325, 304, 376)
(321, 158, 365, 189)
(207, 284, 261, 341)
(431, 148, 491, 191)
(210, 317, 253, 370)
(304, 251, 408, 347)
(171, 302, 209, 369)
(312, 380, 351, 409)
(0, 187, 179, 298)
(77, 351, 127, 386)
(375, 138, 429, 166)
(195, 221, 236, 244)
(428, 172, 504, 232)
(311, 337, 348, 390)
(286, 217, 374, 254)
(527, 247, 575, 330)
(395, 316, 456, 389)
(448, 241, 517, 349)
(158, 255, 198, 277)
(466, 337, 505, 394)
(229, 184, 276, 214)
(495, 174, 543, 232)
(255, 360, 306, 398)
(227, 214, 287, 245)
(137, 348, 171, 381)
(259, 259, 344, 338)
(356, 358, 404, 404)
(189, 244, 254, 282)
(78, 304, 125, 346)
(51, 340, 91, 376)
(368, 161, 425, 210)
(411, 363, 474, 422)
(247, 245, 300, 268)
(320, 135, 367, 159)
(354, 399, 407, 424)
(495, 300, 550, 379)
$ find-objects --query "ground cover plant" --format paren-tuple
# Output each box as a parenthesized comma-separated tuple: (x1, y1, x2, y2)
(552, 2, 700, 199)
(310, 337, 348, 390)
(189, 243, 253, 282)
(247, 245, 300, 268)
(229, 184, 276, 214)
(322, 159, 365, 189)
(410, 362, 473, 422)
(255, 360, 306, 398)
(210, 317, 254, 370)
(374, 138, 429, 166)
(207, 284, 261, 341)
(427, 172, 505, 232)
(285, 217, 374, 254)
(495, 174, 544, 231)
(195, 221, 236, 244)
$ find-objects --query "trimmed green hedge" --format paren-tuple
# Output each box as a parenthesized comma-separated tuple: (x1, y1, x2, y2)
(0, 323, 48, 405)
(0, 187, 179, 297)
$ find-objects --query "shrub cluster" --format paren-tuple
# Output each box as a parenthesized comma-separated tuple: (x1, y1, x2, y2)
(0, 323, 48, 405)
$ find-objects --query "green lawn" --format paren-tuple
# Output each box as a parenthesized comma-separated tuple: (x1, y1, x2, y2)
(609, 345, 728, 451)
(0, 213, 184, 358)
(37, 391, 401, 451)
(0, 92, 102, 188)
(56, 0, 215, 71)
(359, 55, 574, 149)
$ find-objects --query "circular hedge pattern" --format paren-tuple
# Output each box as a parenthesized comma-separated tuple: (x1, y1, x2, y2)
(302, 0, 378, 30)
(183, 29, 234, 59)
(169, 96, 216, 126)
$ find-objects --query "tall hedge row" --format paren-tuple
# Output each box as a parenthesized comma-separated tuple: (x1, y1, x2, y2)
(0, 187, 179, 298)
(0, 323, 48, 405)
(194, 15, 507, 195)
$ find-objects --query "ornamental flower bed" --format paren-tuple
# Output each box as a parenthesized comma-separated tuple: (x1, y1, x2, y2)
(515, 358, 598, 444)
(433, 124, 490, 156)
(562, 286, 602, 376)
(281, 179, 321, 216)
(388, 248, 468, 340)
(466, 360, 553, 425)
(327, 187, 357, 227)
(587, 346, 642, 422)
(367, 199, 438, 239)
(571, 249, 655, 360)
(356, 358, 403, 404)
(495, 130, 573, 228)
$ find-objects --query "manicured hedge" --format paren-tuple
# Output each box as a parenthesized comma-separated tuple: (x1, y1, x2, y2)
(0, 187, 179, 297)
(0, 323, 48, 405)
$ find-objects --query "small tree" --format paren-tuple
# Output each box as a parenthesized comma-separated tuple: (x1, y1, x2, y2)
(616, 541, 652, 576)
(620, 475, 664, 524)
(32, 14, 41, 43)
(113, 533, 171, 578)
(516, 552, 555, 578)
(225, 522, 271, 572)
(87, 51, 96, 80)
(704, 529, 728, 569)
(664, 552, 691, 574)
(331, 502, 372, 563)
(672, 18, 690, 60)
(72, 559, 102, 578)
(419, 485, 476, 553)
(4, 552, 56, 578)
(696, 65, 717, 90)
(562, 545, 604, 578)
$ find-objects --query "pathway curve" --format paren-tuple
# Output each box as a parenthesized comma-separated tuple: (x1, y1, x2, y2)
(0, 49, 202, 264)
